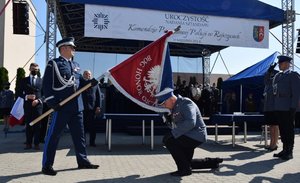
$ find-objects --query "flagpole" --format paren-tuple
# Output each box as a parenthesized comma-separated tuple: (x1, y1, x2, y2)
(174, 25, 181, 33)
(165, 25, 181, 33)
(29, 74, 105, 126)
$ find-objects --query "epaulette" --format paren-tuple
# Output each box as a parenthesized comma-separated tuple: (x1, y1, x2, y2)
(46, 60, 55, 67)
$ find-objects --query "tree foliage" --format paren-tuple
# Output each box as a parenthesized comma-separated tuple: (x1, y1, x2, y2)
(0, 67, 9, 91)
(15, 67, 26, 98)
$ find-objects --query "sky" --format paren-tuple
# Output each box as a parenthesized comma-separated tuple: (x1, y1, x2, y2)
(31, 0, 300, 78)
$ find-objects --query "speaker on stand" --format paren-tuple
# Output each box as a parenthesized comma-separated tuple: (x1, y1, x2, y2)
(13, 1, 29, 35)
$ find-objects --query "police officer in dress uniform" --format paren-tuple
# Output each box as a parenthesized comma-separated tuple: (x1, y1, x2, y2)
(155, 88, 222, 177)
(272, 55, 300, 160)
(263, 63, 279, 151)
(41, 37, 99, 176)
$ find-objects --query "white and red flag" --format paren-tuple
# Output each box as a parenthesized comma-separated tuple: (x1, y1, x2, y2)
(105, 31, 174, 112)
(9, 97, 24, 127)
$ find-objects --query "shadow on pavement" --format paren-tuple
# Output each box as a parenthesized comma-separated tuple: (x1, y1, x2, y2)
(74, 144, 170, 156)
(0, 167, 79, 183)
(249, 172, 300, 183)
(0, 133, 78, 154)
(214, 158, 285, 176)
(77, 173, 182, 183)
(225, 149, 266, 161)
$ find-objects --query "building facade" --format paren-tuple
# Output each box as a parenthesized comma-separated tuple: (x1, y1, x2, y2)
(0, 0, 36, 90)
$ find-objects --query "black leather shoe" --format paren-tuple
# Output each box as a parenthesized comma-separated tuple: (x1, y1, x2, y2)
(78, 163, 99, 169)
(211, 163, 220, 170)
(24, 144, 32, 150)
(216, 158, 223, 163)
(280, 153, 293, 160)
(170, 170, 192, 177)
(34, 145, 40, 150)
(42, 166, 57, 176)
(273, 150, 285, 158)
(267, 146, 278, 152)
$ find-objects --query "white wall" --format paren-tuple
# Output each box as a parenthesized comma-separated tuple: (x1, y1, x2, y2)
(1, 0, 36, 90)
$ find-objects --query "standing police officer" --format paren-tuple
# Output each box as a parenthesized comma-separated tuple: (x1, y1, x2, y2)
(272, 55, 300, 160)
(41, 37, 99, 176)
(155, 88, 222, 177)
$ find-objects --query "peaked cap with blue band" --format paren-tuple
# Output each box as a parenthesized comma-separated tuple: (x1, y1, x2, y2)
(155, 88, 174, 105)
(277, 55, 292, 63)
(56, 37, 76, 48)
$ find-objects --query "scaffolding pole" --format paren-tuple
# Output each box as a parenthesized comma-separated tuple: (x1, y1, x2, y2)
(45, 0, 57, 62)
(281, 0, 295, 67)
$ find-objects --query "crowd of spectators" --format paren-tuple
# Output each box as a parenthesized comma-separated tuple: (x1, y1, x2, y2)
(173, 80, 220, 117)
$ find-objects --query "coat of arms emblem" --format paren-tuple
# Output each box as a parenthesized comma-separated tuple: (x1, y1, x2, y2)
(253, 26, 264, 42)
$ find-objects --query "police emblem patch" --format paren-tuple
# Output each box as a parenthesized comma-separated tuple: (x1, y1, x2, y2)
(92, 12, 110, 31)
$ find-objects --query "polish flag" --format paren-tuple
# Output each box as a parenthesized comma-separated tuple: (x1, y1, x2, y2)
(9, 97, 24, 127)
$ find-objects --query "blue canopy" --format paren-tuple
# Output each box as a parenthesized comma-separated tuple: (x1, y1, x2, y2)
(61, 0, 284, 27)
(223, 52, 279, 87)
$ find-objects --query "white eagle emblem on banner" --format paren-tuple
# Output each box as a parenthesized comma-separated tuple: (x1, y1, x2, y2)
(143, 65, 161, 97)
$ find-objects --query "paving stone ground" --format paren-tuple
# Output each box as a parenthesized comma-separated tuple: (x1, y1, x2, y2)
(0, 125, 299, 183)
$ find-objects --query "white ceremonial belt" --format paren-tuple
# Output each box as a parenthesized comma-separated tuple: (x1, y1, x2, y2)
(44, 96, 54, 102)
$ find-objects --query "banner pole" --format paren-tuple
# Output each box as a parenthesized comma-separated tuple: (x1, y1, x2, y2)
(29, 74, 105, 126)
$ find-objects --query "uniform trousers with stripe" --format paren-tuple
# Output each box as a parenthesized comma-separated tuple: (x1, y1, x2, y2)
(42, 110, 90, 167)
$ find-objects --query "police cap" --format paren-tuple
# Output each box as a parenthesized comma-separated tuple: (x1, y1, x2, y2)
(56, 37, 76, 48)
(155, 88, 174, 105)
(277, 55, 292, 63)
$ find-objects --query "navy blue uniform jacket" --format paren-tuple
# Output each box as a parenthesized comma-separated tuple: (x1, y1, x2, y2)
(42, 57, 84, 112)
